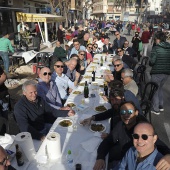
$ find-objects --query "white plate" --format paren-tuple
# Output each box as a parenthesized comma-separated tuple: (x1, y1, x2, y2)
(72, 90, 82, 95)
(89, 123, 106, 133)
(58, 119, 73, 127)
(94, 105, 107, 113)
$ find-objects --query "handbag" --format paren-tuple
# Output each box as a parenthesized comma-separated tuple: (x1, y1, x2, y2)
(138, 42, 143, 51)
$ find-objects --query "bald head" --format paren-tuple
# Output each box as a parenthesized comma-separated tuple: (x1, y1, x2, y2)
(39, 67, 51, 83)
(56, 41, 61, 47)
(68, 58, 77, 71)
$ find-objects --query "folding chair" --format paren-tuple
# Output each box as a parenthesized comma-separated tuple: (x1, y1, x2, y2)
(140, 100, 152, 122)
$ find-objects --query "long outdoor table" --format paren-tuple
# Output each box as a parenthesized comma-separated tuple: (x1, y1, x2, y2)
(11, 54, 114, 170)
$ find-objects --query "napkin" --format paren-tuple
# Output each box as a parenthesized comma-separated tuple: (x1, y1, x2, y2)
(81, 133, 102, 153)
(0, 134, 14, 149)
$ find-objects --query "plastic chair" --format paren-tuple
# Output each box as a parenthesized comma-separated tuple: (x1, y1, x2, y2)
(141, 56, 149, 66)
(140, 100, 152, 122)
(134, 65, 146, 84)
(141, 81, 159, 102)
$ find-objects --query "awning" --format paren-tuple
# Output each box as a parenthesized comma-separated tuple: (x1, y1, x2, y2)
(16, 12, 65, 23)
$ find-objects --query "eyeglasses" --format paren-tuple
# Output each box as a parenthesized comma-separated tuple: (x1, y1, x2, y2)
(132, 134, 154, 140)
(55, 65, 64, 68)
(120, 109, 134, 115)
(43, 72, 51, 76)
(114, 64, 121, 67)
(117, 50, 122, 52)
(80, 54, 85, 56)
(0, 156, 9, 166)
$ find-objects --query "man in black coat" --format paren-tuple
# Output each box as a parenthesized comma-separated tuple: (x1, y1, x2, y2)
(102, 37, 113, 54)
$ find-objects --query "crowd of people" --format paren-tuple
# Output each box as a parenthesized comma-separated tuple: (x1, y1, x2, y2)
(0, 19, 170, 169)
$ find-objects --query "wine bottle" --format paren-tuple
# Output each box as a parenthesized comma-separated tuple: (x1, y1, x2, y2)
(84, 81, 89, 98)
(15, 144, 24, 166)
(104, 82, 108, 97)
(100, 56, 103, 66)
(92, 69, 95, 82)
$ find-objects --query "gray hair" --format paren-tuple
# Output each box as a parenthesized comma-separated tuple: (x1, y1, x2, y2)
(113, 55, 121, 62)
(113, 59, 123, 65)
(22, 80, 37, 92)
(78, 50, 86, 54)
(122, 68, 133, 78)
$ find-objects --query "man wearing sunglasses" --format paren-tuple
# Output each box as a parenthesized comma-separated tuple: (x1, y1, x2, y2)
(113, 31, 127, 51)
(116, 122, 163, 170)
(93, 101, 170, 170)
(14, 80, 75, 141)
(37, 67, 70, 110)
(51, 61, 78, 103)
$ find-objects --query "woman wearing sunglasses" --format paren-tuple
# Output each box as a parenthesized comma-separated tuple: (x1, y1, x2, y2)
(116, 122, 163, 170)
(93, 101, 170, 170)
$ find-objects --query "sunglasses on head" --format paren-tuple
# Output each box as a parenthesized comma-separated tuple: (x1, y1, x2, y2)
(132, 133, 154, 140)
(120, 109, 134, 115)
(43, 72, 51, 76)
(55, 65, 64, 68)
(114, 64, 121, 67)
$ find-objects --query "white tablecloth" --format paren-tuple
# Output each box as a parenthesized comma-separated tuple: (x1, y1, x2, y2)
(11, 54, 114, 170)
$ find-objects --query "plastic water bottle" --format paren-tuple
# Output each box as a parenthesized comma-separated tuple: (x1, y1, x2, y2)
(67, 150, 74, 168)
(113, 49, 116, 56)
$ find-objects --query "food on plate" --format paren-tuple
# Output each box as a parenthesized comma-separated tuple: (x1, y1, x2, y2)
(96, 76, 102, 79)
(92, 82, 98, 86)
(86, 70, 93, 72)
(59, 119, 72, 127)
(90, 123, 105, 132)
(90, 66, 96, 69)
(84, 75, 91, 79)
(67, 103, 76, 107)
(79, 82, 85, 86)
(99, 84, 104, 88)
(93, 58, 98, 60)
(73, 91, 81, 95)
(95, 105, 107, 112)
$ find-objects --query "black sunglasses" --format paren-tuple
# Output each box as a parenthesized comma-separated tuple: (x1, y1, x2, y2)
(120, 109, 134, 115)
(117, 50, 122, 52)
(88, 46, 93, 49)
(0, 156, 8, 166)
(132, 134, 154, 140)
(80, 54, 85, 56)
(43, 72, 51, 76)
(55, 65, 64, 68)
(93, 46, 98, 48)
(114, 64, 121, 67)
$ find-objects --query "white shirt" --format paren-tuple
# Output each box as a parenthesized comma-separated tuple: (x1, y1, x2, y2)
(55, 73, 76, 99)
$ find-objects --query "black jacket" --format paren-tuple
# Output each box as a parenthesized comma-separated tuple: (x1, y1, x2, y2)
(103, 43, 113, 54)
(113, 36, 127, 50)
(14, 96, 68, 140)
(122, 54, 137, 70)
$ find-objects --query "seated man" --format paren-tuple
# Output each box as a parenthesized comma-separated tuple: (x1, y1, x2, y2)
(102, 37, 113, 54)
(0, 66, 9, 120)
(63, 58, 80, 82)
(51, 61, 78, 103)
(53, 41, 67, 62)
(93, 101, 170, 170)
(105, 59, 124, 82)
(123, 40, 136, 58)
(37, 67, 70, 110)
(14, 80, 75, 141)
(115, 122, 163, 170)
(117, 48, 137, 70)
(121, 68, 138, 96)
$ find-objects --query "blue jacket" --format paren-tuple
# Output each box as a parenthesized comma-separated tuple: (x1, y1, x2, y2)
(116, 147, 163, 170)
(37, 78, 62, 109)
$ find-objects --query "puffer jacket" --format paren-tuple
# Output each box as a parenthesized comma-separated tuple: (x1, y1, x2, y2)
(149, 42, 170, 74)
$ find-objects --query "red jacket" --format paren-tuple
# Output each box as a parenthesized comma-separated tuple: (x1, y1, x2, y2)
(141, 31, 150, 43)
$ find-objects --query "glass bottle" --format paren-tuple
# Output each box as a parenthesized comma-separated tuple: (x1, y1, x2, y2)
(92, 68, 95, 82)
(104, 82, 108, 97)
(15, 144, 24, 166)
(84, 81, 89, 98)
(100, 56, 103, 66)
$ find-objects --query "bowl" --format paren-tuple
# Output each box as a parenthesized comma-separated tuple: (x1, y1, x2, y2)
(89, 123, 106, 133)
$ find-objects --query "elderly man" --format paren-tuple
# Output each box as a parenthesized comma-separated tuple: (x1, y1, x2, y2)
(53, 41, 67, 62)
(113, 31, 127, 50)
(0, 31, 14, 74)
(51, 61, 78, 103)
(69, 39, 86, 58)
(93, 101, 170, 170)
(37, 67, 70, 110)
(121, 68, 138, 96)
(0, 145, 11, 170)
(63, 58, 80, 82)
(14, 80, 75, 141)
(116, 122, 163, 170)
(123, 40, 136, 57)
